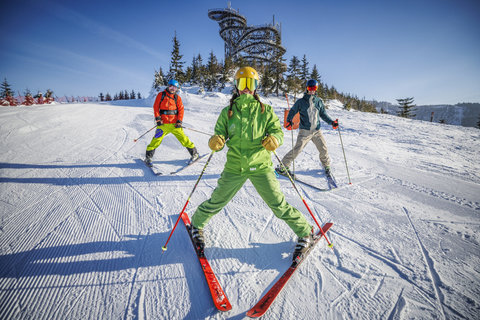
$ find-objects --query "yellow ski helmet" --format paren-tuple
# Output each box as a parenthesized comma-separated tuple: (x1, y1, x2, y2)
(234, 66, 259, 92)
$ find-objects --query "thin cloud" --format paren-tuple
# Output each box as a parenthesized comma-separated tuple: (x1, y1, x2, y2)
(2, 49, 103, 80)
(50, 3, 167, 62)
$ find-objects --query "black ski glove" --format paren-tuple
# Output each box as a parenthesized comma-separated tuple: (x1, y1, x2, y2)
(155, 116, 163, 126)
(175, 120, 183, 128)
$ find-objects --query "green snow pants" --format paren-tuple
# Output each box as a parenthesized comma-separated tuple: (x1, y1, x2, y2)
(191, 169, 312, 237)
(146, 124, 195, 151)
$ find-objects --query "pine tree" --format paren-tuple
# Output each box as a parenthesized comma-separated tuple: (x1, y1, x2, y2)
(152, 67, 166, 94)
(310, 64, 320, 82)
(396, 97, 416, 118)
(205, 51, 221, 91)
(300, 55, 309, 83)
(190, 54, 206, 86)
(137, 92, 142, 99)
(105, 93, 112, 101)
(286, 56, 303, 99)
(168, 32, 185, 83)
(271, 38, 286, 96)
(260, 63, 274, 97)
(184, 66, 193, 84)
(1, 78, 14, 98)
(219, 56, 235, 90)
(190, 56, 199, 85)
(328, 85, 339, 100)
(99, 93, 104, 101)
(310, 64, 323, 97)
(130, 90, 136, 99)
(195, 54, 206, 88)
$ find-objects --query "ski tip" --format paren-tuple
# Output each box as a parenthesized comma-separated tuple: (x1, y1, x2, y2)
(246, 309, 264, 318)
(218, 303, 233, 312)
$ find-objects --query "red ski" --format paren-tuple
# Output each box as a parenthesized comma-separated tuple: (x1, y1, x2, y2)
(181, 212, 232, 312)
(247, 222, 333, 318)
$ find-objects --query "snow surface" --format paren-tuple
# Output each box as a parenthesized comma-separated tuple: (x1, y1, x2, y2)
(1, 87, 479, 319)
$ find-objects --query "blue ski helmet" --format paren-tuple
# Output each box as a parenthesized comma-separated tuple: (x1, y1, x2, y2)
(168, 79, 179, 88)
(306, 79, 318, 87)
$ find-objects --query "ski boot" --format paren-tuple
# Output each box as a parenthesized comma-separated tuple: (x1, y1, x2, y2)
(324, 166, 331, 176)
(187, 147, 199, 163)
(324, 165, 338, 188)
(191, 225, 205, 251)
(275, 165, 295, 178)
(145, 149, 155, 167)
(292, 229, 315, 262)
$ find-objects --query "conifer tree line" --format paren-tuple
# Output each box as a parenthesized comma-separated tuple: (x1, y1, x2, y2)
(1, 78, 55, 100)
(152, 33, 377, 113)
(98, 90, 142, 102)
(1, 76, 142, 104)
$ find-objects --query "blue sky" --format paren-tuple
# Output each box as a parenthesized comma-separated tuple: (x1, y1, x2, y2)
(1, 0, 479, 105)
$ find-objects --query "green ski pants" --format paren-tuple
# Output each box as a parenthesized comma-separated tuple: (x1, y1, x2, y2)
(191, 169, 312, 237)
(146, 124, 195, 151)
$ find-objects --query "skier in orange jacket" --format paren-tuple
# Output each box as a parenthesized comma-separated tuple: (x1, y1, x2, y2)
(145, 79, 199, 166)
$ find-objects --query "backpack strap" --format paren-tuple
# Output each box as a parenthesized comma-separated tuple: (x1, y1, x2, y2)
(159, 91, 178, 109)
(159, 91, 167, 105)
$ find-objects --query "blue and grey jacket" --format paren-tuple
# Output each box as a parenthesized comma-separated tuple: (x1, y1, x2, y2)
(286, 93, 333, 130)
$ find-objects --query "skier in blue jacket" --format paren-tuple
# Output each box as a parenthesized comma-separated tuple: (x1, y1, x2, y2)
(276, 79, 338, 177)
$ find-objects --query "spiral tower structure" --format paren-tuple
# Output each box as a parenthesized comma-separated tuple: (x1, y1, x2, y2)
(208, 7, 286, 63)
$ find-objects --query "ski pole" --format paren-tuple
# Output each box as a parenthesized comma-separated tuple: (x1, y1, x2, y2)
(285, 93, 295, 179)
(337, 120, 352, 184)
(182, 126, 211, 136)
(273, 150, 333, 248)
(133, 125, 156, 142)
(162, 151, 215, 251)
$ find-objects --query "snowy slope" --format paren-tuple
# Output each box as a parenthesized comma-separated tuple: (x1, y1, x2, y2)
(0, 89, 479, 319)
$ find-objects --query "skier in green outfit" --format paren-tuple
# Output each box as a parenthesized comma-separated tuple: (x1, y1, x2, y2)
(190, 66, 314, 261)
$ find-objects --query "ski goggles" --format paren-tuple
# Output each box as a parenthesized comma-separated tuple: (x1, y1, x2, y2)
(235, 77, 258, 92)
(307, 85, 318, 91)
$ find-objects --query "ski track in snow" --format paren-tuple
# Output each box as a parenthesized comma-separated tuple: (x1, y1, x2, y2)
(402, 207, 446, 319)
(1, 93, 479, 319)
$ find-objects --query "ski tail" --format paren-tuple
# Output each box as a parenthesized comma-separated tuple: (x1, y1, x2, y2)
(170, 153, 209, 174)
(275, 169, 330, 192)
(181, 212, 232, 311)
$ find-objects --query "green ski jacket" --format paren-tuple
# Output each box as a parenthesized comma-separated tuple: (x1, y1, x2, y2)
(214, 94, 284, 174)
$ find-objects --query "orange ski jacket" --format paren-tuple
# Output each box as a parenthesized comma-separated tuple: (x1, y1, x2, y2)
(153, 89, 184, 124)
